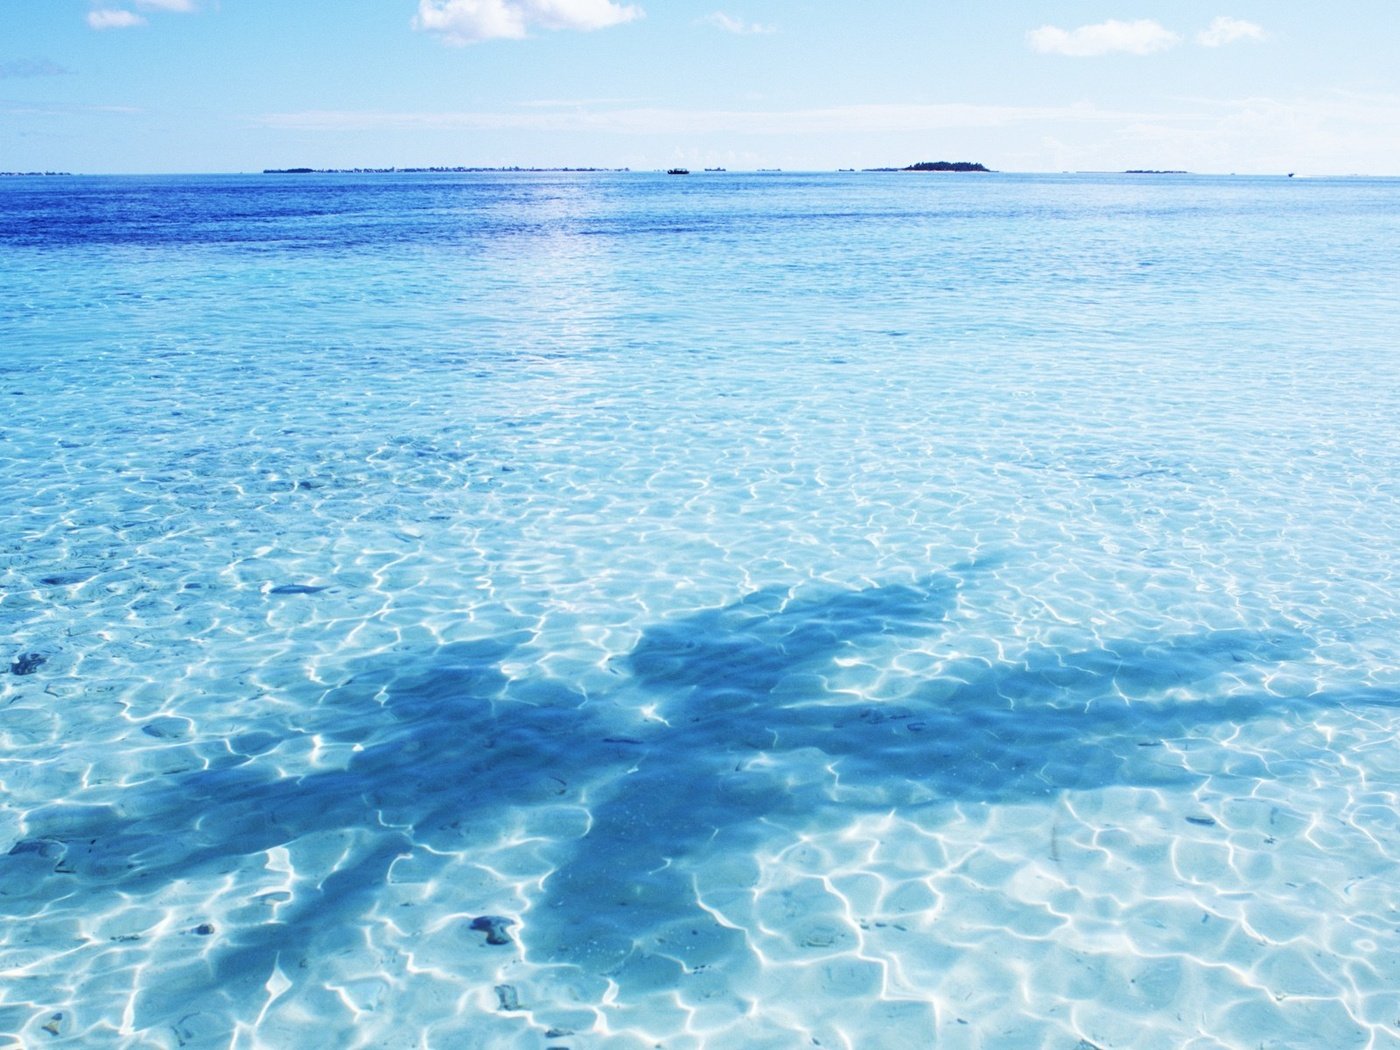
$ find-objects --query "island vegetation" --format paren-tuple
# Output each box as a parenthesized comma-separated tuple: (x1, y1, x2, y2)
(863, 161, 992, 173)
(904, 161, 991, 172)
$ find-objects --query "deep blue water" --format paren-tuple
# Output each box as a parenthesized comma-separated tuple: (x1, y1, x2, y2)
(3, 172, 1400, 1048)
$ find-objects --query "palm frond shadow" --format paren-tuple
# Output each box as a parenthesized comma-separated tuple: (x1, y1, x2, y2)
(5, 565, 1391, 1007)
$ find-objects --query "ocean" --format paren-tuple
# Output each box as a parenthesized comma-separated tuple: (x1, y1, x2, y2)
(3, 170, 1400, 1048)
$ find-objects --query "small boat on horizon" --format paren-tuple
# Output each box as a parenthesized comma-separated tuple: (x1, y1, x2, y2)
(666, 168, 690, 175)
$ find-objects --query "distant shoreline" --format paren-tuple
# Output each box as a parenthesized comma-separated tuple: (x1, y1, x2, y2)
(5, 168, 1378, 179)
(262, 159, 997, 176)
(261, 166, 630, 174)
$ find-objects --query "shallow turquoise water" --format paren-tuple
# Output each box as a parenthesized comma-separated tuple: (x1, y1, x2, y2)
(3, 172, 1400, 1047)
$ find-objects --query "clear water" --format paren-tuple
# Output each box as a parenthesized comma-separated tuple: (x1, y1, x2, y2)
(3, 171, 1400, 1048)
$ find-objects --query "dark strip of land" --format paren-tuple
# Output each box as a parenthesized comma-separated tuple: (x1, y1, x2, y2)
(263, 166, 628, 174)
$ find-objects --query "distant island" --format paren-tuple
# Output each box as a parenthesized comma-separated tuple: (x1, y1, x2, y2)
(905, 161, 991, 172)
(1, 171, 72, 177)
(260, 163, 997, 176)
(863, 161, 992, 173)
(1124, 169, 1189, 174)
(262, 166, 628, 174)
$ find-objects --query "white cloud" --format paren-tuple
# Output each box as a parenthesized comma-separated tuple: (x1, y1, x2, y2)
(87, 9, 148, 29)
(416, 0, 526, 41)
(528, 0, 641, 31)
(414, 0, 642, 45)
(86, 1, 194, 30)
(705, 12, 775, 35)
(1028, 19, 1181, 57)
(1197, 16, 1265, 47)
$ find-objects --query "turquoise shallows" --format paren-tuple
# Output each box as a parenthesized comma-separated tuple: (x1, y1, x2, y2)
(3, 171, 1400, 1048)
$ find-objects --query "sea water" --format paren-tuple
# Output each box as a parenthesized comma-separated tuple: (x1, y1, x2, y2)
(3, 171, 1400, 1048)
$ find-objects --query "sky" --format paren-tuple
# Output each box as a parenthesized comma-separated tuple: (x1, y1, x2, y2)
(2, 1, 1399, 174)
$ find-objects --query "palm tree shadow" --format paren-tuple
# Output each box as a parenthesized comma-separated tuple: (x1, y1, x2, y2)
(2, 632, 596, 1027)
(529, 572, 969, 967)
(5, 565, 1396, 1022)
(526, 590, 1384, 971)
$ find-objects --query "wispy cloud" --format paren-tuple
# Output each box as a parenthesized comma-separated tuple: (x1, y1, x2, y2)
(1197, 16, 1265, 47)
(518, 96, 647, 108)
(1109, 91, 1400, 173)
(413, 0, 643, 45)
(87, 9, 147, 29)
(704, 12, 775, 35)
(1028, 19, 1181, 57)
(252, 94, 1400, 173)
(254, 100, 1168, 136)
(1, 100, 142, 116)
(86, 0, 196, 30)
(0, 59, 73, 79)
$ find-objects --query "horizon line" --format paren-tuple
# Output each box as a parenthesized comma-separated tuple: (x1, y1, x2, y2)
(5, 168, 1391, 179)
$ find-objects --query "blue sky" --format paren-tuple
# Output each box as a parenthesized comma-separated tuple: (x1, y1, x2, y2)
(3, 1, 1398, 173)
